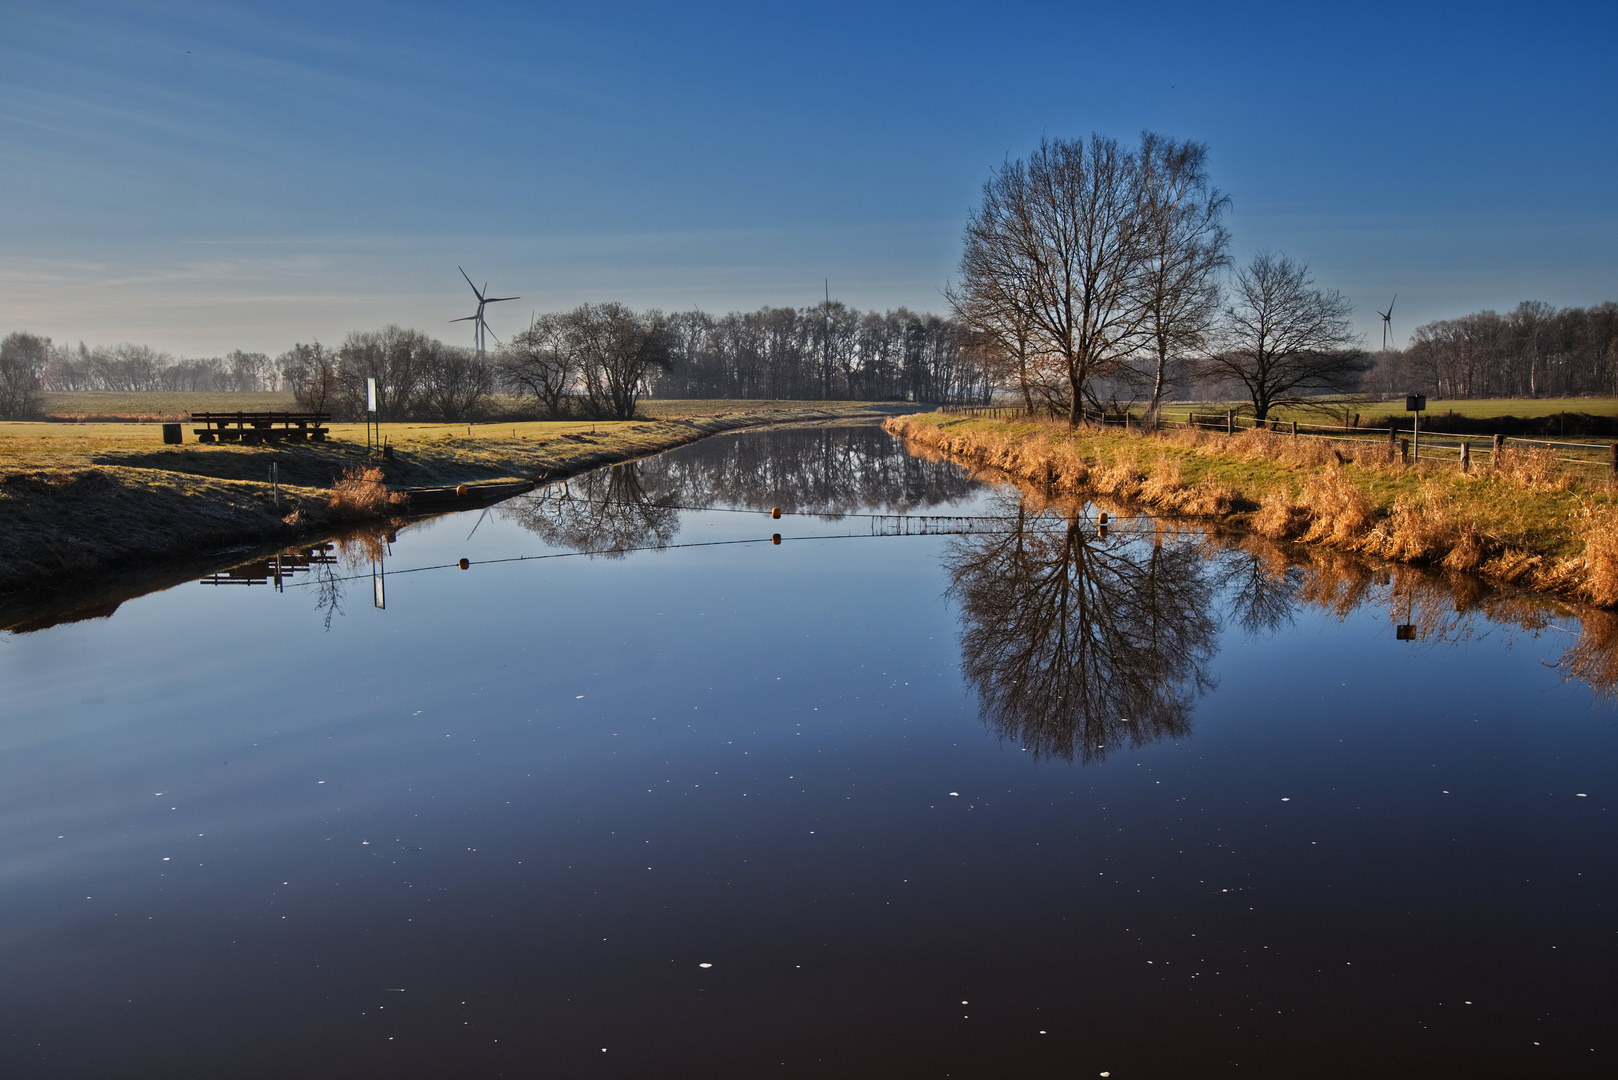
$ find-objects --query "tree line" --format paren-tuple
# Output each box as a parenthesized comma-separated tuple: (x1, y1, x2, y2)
(1, 298, 988, 420)
(1372, 301, 1618, 400)
(650, 305, 990, 403)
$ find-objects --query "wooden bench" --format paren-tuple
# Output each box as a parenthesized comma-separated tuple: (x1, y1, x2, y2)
(190, 411, 332, 445)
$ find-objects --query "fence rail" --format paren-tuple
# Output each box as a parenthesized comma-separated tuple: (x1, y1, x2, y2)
(934, 404, 1618, 480)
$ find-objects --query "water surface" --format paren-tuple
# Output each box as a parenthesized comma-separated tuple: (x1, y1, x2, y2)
(2, 425, 1614, 1078)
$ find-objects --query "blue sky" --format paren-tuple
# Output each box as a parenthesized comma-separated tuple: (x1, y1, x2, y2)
(1, 0, 1613, 356)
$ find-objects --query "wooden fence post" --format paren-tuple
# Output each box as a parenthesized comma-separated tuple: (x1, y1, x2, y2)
(1493, 433, 1504, 468)
(1388, 423, 1397, 460)
(1610, 443, 1617, 483)
(1461, 440, 1470, 474)
(1291, 420, 1298, 438)
(1225, 409, 1233, 436)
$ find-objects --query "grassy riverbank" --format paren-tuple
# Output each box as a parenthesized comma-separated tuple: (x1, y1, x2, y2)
(0, 401, 907, 598)
(887, 412, 1618, 607)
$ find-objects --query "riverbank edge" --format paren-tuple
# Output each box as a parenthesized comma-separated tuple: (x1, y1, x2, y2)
(0, 406, 895, 602)
(885, 412, 1618, 609)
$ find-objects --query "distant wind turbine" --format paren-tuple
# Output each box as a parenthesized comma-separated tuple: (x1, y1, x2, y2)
(451, 267, 518, 359)
(1377, 294, 1397, 352)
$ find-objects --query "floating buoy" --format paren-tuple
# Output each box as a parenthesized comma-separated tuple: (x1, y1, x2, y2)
(455, 485, 468, 497)
(458, 558, 470, 570)
(771, 534, 781, 545)
(771, 507, 781, 519)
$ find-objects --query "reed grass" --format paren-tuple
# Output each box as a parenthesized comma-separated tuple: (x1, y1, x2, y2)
(887, 412, 1618, 608)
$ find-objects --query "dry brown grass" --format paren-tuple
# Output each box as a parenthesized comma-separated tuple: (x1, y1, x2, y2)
(1579, 502, 1618, 607)
(328, 467, 407, 521)
(1494, 445, 1565, 489)
(886, 412, 1618, 608)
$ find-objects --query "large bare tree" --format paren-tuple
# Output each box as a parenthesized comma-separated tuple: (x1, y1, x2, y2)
(1202, 251, 1364, 421)
(499, 314, 580, 417)
(1135, 133, 1229, 421)
(957, 135, 1153, 427)
(568, 303, 674, 419)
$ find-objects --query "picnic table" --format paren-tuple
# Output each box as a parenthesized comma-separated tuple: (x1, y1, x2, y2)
(190, 411, 331, 445)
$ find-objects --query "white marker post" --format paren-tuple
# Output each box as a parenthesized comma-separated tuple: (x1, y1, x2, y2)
(366, 377, 379, 453)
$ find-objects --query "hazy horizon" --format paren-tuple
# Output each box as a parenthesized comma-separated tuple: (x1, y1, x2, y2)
(3, 0, 1614, 357)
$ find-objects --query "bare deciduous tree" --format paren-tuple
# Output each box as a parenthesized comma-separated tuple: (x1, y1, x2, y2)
(498, 315, 579, 417)
(337, 325, 433, 420)
(279, 342, 340, 414)
(420, 343, 494, 421)
(1135, 132, 1229, 421)
(957, 134, 1166, 427)
(1201, 251, 1364, 421)
(0, 331, 49, 418)
(568, 303, 673, 419)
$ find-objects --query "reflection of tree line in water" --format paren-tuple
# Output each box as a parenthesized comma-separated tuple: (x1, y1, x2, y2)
(499, 426, 981, 556)
(294, 426, 1618, 747)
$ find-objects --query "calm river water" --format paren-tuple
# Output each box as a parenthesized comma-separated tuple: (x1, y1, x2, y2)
(2, 425, 1614, 1078)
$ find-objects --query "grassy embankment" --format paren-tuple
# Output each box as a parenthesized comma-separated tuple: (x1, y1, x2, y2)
(887, 412, 1618, 607)
(0, 399, 905, 597)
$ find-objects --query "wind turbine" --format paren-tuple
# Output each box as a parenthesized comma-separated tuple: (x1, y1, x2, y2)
(1377, 294, 1397, 352)
(451, 267, 519, 359)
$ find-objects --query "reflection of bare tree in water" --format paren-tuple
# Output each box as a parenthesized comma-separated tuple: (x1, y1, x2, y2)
(314, 561, 344, 631)
(1215, 546, 1301, 636)
(503, 464, 679, 557)
(946, 494, 1220, 762)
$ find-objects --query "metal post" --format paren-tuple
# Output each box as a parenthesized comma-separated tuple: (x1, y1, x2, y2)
(1413, 408, 1419, 463)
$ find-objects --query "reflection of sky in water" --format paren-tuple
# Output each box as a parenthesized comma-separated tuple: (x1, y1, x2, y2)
(1, 426, 1614, 1076)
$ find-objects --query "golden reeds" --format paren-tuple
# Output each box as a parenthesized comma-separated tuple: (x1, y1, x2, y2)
(885, 413, 1618, 608)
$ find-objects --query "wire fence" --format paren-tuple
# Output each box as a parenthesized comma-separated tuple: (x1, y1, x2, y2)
(937, 404, 1618, 480)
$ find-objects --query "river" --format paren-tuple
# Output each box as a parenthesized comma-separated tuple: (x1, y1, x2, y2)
(1, 424, 1613, 1078)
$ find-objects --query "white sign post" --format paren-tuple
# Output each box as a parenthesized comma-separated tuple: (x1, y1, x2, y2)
(366, 377, 379, 453)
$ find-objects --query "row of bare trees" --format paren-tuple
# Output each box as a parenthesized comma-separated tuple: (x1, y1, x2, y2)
(30, 341, 281, 394)
(1376, 301, 1618, 400)
(283, 305, 676, 422)
(954, 132, 1365, 424)
(646, 305, 991, 404)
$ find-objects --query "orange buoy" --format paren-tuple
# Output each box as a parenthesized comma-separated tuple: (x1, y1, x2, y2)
(1098, 511, 1109, 524)
(771, 507, 781, 519)
(458, 558, 470, 570)
(771, 534, 781, 545)
(455, 484, 468, 497)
